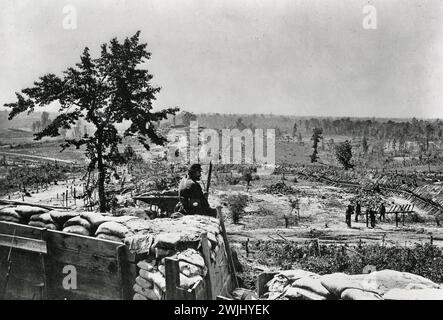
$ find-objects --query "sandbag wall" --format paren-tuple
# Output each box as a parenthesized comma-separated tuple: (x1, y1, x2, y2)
(125, 215, 233, 300)
(0, 204, 234, 300)
(258, 269, 443, 300)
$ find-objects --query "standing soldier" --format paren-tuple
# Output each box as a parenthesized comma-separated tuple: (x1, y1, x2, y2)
(370, 209, 376, 228)
(284, 214, 289, 228)
(345, 204, 354, 228)
(379, 203, 386, 222)
(355, 201, 361, 222)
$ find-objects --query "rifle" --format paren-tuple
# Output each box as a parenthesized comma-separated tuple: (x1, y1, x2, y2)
(205, 161, 213, 198)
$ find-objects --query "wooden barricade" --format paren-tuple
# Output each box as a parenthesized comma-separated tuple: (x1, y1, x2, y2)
(0, 221, 136, 300)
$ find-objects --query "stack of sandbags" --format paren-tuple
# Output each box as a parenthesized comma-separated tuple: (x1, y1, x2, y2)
(133, 259, 166, 300)
(63, 215, 93, 236)
(0, 206, 22, 223)
(28, 212, 59, 230)
(15, 205, 49, 223)
(49, 211, 79, 228)
(349, 269, 442, 299)
(124, 215, 223, 262)
(79, 212, 114, 234)
(95, 221, 131, 242)
(261, 269, 443, 300)
(132, 248, 207, 300)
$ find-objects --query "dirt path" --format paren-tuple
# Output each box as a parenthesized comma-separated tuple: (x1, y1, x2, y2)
(2, 179, 85, 209)
(0, 151, 76, 164)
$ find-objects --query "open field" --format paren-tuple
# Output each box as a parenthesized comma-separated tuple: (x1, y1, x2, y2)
(2, 113, 443, 295)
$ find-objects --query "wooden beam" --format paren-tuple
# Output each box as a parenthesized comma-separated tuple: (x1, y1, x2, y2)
(217, 207, 239, 289)
(165, 257, 180, 300)
(0, 233, 47, 254)
(200, 233, 215, 300)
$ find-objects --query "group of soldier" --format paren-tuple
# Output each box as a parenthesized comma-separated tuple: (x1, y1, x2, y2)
(345, 201, 386, 229)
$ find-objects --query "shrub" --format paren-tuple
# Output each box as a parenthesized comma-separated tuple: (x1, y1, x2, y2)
(252, 241, 443, 283)
(226, 193, 249, 224)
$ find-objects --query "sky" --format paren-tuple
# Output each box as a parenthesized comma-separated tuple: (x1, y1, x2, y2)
(0, 0, 442, 118)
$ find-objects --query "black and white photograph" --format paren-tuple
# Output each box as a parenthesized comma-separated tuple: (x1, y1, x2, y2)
(1, 0, 443, 306)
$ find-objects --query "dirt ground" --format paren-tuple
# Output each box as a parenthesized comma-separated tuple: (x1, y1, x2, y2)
(210, 176, 443, 248)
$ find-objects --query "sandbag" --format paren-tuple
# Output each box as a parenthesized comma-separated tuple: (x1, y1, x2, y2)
(133, 293, 148, 300)
(283, 287, 303, 299)
(383, 288, 443, 300)
(179, 274, 203, 290)
(28, 221, 57, 230)
(63, 216, 92, 230)
(152, 232, 182, 250)
(266, 274, 290, 293)
(15, 206, 48, 218)
(350, 270, 440, 295)
(285, 287, 327, 300)
(96, 234, 123, 242)
(63, 225, 90, 236)
(179, 261, 206, 277)
(80, 212, 113, 229)
(320, 273, 363, 298)
(135, 276, 153, 289)
(341, 288, 382, 300)
(49, 211, 79, 226)
(124, 234, 155, 255)
(30, 213, 55, 224)
(175, 249, 206, 269)
(139, 269, 166, 291)
(278, 269, 319, 281)
(0, 207, 21, 219)
(0, 215, 21, 223)
(292, 276, 332, 298)
(95, 221, 129, 238)
(133, 283, 160, 300)
(137, 260, 155, 272)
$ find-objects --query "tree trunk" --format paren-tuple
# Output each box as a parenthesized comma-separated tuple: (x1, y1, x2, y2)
(96, 140, 107, 213)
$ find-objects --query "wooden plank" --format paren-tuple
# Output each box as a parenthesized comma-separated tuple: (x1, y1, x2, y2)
(0, 221, 45, 240)
(45, 229, 122, 258)
(0, 248, 45, 285)
(0, 233, 47, 254)
(219, 274, 233, 298)
(47, 245, 120, 271)
(44, 261, 122, 300)
(191, 279, 206, 300)
(2, 277, 45, 300)
(165, 257, 180, 300)
(217, 207, 239, 289)
(116, 245, 136, 300)
(200, 233, 215, 300)
(212, 248, 230, 296)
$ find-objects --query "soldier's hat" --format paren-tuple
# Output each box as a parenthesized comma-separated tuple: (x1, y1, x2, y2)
(188, 163, 202, 173)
